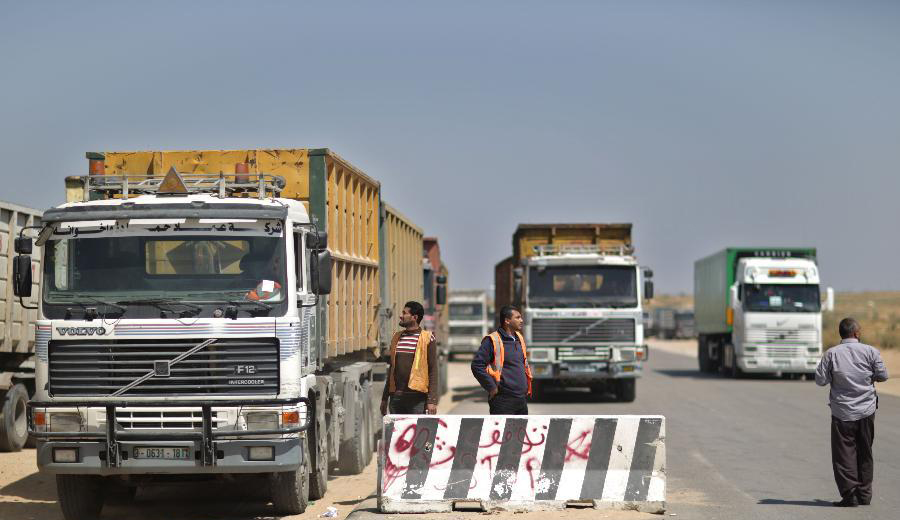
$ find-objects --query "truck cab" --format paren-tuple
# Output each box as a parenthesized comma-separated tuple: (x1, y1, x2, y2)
(447, 290, 489, 358)
(730, 257, 830, 374)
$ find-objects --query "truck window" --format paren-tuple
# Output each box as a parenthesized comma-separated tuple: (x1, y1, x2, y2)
(528, 265, 637, 307)
(43, 234, 286, 303)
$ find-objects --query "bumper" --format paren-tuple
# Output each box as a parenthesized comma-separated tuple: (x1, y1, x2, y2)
(737, 355, 819, 373)
(28, 397, 310, 476)
(530, 361, 643, 381)
(448, 338, 481, 353)
(37, 438, 301, 475)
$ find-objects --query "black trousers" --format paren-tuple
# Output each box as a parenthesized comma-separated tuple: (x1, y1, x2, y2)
(831, 414, 875, 501)
(488, 392, 528, 415)
(388, 392, 427, 414)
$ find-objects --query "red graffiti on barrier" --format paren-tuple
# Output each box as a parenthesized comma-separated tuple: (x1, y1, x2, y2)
(565, 429, 593, 461)
(383, 421, 594, 494)
(383, 421, 459, 492)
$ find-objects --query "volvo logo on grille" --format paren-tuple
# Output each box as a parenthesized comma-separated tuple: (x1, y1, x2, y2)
(153, 361, 171, 377)
(56, 326, 107, 336)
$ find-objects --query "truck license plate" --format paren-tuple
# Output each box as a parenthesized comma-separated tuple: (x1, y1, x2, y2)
(567, 364, 597, 373)
(134, 447, 192, 460)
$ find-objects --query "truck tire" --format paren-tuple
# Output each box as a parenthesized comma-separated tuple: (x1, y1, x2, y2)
(615, 379, 636, 403)
(271, 461, 310, 515)
(308, 406, 329, 500)
(0, 384, 29, 452)
(697, 337, 711, 373)
(57, 475, 104, 520)
(338, 399, 367, 474)
(530, 381, 545, 402)
(440, 357, 449, 396)
(723, 344, 743, 379)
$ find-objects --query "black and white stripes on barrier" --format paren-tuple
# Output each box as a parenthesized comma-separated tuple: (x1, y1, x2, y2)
(378, 415, 666, 513)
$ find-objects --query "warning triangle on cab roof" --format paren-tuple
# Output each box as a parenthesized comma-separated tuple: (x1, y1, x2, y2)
(158, 166, 189, 195)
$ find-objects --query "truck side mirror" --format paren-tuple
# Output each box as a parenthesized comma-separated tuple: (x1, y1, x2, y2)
(730, 285, 740, 307)
(15, 237, 33, 255)
(643, 280, 654, 300)
(311, 250, 332, 295)
(13, 255, 33, 298)
(512, 267, 523, 280)
(824, 287, 835, 312)
(309, 231, 328, 250)
(436, 285, 446, 305)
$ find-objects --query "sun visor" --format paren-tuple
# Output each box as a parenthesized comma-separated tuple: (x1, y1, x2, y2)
(42, 203, 288, 223)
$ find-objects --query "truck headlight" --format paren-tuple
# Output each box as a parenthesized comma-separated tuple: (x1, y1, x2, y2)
(49, 413, 83, 433)
(618, 349, 636, 362)
(242, 412, 279, 431)
(529, 349, 551, 361)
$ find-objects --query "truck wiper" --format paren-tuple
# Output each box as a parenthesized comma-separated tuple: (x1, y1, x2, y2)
(227, 299, 272, 315)
(54, 294, 127, 316)
(118, 298, 202, 317)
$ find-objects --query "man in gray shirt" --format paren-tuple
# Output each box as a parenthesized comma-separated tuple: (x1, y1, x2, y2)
(815, 317, 889, 507)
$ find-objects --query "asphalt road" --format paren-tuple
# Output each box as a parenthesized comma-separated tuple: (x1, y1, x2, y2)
(447, 346, 900, 520)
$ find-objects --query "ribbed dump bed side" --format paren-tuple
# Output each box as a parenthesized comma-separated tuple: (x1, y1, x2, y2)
(380, 203, 424, 350)
(513, 223, 632, 262)
(1, 200, 43, 354)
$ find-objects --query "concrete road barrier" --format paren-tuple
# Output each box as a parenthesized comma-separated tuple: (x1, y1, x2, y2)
(378, 415, 666, 513)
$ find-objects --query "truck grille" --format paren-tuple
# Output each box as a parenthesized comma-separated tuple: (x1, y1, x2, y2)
(48, 338, 279, 397)
(745, 329, 818, 344)
(115, 409, 225, 430)
(450, 326, 483, 337)
(759, 346, 805, 358)
(557, 346, 611, 361)
(531, 318, 635, 344)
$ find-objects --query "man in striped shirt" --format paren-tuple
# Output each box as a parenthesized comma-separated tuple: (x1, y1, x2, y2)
(380, 301, 440, 415)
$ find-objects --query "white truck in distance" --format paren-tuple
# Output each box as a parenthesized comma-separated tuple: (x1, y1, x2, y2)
(694, 248, 834, 377)
(447, 290, 489, 359)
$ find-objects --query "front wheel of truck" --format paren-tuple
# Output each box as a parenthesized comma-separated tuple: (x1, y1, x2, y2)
(57, 475, 104, 520)
(0, 383, 29, 452)
(271, 461, 310, 515)
(615, 379, 636, 402)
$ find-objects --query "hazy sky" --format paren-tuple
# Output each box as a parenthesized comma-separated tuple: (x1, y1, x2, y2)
(2, 1, 899, 294)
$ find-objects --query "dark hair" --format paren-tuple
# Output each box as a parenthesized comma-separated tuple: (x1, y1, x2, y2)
(498, 305, 521, 324)
(839, 317, 860, 339)
(404, 301, 425, 324)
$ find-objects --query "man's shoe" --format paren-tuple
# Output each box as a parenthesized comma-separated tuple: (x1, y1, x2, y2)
(856, 495, 871, 506)
(833, 495, 858, 507)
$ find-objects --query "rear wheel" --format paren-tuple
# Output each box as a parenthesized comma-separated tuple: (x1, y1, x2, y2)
(0, 384, 29, 452)
(338, 398, 367, 474)
(271, 461, 310, 515)
(615, 379, 636, 402)
(57, 475, 104, 520)
(697, 336, 712, 373)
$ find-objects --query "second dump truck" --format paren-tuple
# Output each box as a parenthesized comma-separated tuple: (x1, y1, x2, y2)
(14, 149, 428, 520)
(495, 224, 653, 402)
(694, 248, 833, 377)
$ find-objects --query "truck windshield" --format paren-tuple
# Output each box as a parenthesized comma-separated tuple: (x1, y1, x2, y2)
(43, 234, 286, 305)
(742, 284, 821, 313)
(449, 303, 483, 318)
(528, 265, 637, 308)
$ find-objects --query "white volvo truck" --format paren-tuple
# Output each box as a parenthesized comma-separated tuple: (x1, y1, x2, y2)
(13, 149, 425, 520)
(495, 224, 653, 402)
(694, 248, 834, 377)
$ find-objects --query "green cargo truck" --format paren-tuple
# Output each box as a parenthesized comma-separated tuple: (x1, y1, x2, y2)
(694, 248, 833, 377)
